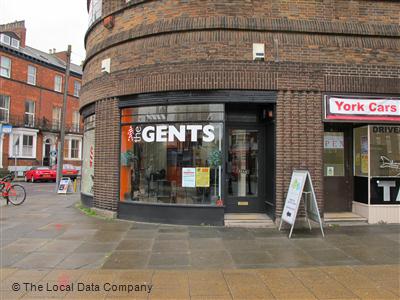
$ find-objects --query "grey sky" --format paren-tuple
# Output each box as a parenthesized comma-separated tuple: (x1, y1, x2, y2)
(0, 0, 88, 65)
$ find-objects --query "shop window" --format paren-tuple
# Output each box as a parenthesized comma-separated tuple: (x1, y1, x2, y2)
(323, 132, 345, 177)
(120, 104, 224, 206)
(370, 125, 400, 177)
(81, 115, 95, 196)
(354, 126, 369, 177)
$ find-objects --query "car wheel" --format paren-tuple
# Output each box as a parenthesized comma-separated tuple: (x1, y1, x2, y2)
(31, 176, 35, 183)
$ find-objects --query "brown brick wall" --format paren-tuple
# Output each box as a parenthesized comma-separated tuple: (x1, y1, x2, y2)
(93, 97, 120, 211)
(275, 91, 324, 216)
(82, 31, 399, 86)
(82, 0, 400, 219)
(88, 0, 400, 52)
(0, 50, 83, 169)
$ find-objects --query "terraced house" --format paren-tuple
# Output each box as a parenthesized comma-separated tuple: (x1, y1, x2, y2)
(80, 0, 400, 226)
(0, 21, 83, 175)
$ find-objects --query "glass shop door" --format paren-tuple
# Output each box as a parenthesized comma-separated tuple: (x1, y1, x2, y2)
(225, 126, 266, 213)
(323, 128, 353, 212)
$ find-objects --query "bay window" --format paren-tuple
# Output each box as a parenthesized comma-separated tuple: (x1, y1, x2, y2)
(9, 129, 38, 158)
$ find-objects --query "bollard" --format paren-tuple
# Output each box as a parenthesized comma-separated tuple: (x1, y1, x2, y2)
(73, 178, 77, 192)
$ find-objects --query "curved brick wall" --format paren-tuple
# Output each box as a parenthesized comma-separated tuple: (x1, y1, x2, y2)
(81, 0, 400, 108)
(82, 0, 400, 218)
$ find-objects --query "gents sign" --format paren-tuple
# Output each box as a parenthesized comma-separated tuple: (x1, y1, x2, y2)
(324, 96, 400, 122)
(128, 125, 215, 143)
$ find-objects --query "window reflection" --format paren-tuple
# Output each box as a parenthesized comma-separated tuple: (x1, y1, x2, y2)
(120, 104, 224, 206)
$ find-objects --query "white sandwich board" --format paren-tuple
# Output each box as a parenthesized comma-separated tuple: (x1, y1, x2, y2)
(279, 170, 324, 238)
(58, 177, 73, 194)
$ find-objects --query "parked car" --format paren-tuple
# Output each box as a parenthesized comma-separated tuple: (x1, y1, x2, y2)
(51, 164, 79, 180)
(24, 166, 56, 182)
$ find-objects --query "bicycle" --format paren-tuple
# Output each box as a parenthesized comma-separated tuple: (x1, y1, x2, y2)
(0, 173, 26, 205)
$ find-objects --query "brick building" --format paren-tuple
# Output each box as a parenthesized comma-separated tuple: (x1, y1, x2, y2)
(80, 0, 400, 225)
(0, 21, 83, 177)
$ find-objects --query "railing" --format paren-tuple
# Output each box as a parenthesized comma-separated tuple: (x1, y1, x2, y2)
(3, 115, 83, 134)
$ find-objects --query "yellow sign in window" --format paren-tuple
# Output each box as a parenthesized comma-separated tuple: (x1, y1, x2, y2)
(196, 167, 210, 187)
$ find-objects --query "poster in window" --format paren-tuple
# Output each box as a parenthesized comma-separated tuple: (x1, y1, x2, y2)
(361, 136, 368, 174)
(182, 168, 196, 187)
(195, 167, 210, 187)
(81, 129, 95, 195)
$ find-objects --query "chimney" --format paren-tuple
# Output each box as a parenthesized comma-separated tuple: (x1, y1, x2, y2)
(0, 20, 26, 47)
(52, 50, 68, 62)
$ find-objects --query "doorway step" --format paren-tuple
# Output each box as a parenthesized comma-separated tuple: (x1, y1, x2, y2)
(324, 212, 368, 226)
(224, 213, 275, 228)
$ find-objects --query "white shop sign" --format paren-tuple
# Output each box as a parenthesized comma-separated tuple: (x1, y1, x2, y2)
(324, 96, 400, 122)
(128, 124, 215, 143)
(279, 170, 324, 238)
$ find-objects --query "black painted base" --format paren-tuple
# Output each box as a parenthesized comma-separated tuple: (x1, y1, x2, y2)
(81, 193, 94, 207)
(118, 201, 225, 226)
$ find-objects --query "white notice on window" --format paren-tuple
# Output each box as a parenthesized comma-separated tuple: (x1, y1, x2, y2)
(324, 135, 344, 149)
(182, 168, 196, 187)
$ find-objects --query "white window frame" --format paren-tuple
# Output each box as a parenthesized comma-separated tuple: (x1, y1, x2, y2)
(54, 74, 62, 92)
(0, 56, 11, 78)
(52, 107, 62, 130)
(25, 100, 35, 127)
(0, 34, 10, 45)
(88, 0, 102, 26)
(27, 65, 37, 85)
(64, 136, 82, 160)
(0, 95, 10, 123)
(73, 81, 81, 97)
(11, 38, 20, 49)
(9, 128, 38, 159)
(72, 111, 80, 132)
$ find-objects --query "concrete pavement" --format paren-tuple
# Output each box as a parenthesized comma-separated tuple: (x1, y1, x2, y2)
(1, 265, 399, 299)
(0, 182, 399, 299)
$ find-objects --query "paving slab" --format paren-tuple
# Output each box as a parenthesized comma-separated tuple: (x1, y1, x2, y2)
(0, 182, 400, 298)
(102, 251, 150, 269)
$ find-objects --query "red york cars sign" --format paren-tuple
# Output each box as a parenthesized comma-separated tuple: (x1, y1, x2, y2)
(324, 96, 400, 122)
